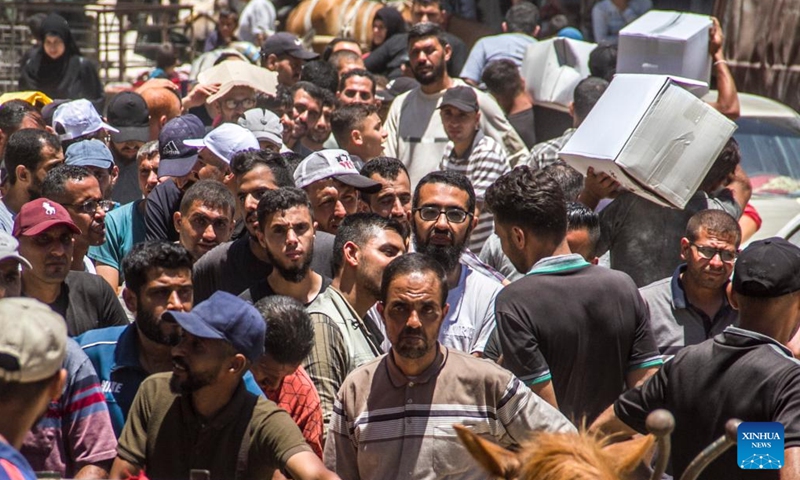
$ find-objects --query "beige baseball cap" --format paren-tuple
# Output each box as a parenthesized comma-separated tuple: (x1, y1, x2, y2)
(0, 298, 66, 383)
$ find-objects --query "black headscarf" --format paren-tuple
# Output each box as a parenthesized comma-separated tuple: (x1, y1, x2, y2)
(371, 7, 407, 51)
(19, 13, 85, 99)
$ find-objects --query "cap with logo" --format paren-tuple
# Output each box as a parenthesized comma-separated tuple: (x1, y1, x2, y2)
(184, 123, 259, 165)
(158, 114, 206, 178)
(438, 86, 479, 112)
(53, 99, 119, 142)
(0, 298, 67, 383)
(0, 231, 31, 268)
(65, 139, 115, 169)
(294, 149, 381, 193)
(106, 91, 150, 144)
(733, 237, 800, 298)
(237, 108, 283, 147)
(197, 62, 279, 105)
(163, 291, 265, 362)
(12, 198, 81, 238)
(261, 32, 319, 60)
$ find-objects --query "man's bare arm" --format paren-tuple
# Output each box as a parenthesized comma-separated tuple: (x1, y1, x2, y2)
(109, 457, 141, 479)
(285, 451, 342, 480)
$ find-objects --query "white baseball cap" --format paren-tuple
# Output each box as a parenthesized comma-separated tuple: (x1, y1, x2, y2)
(294, 149, 381, 192)
(53, 99, 119, 141)
(0, 231, 30, 269)
(184, 123, 259, 164)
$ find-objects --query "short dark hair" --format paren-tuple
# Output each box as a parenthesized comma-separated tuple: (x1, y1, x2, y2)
(41, 164, 92, 201)
(179, 179, 236, 217)
(413, 170, 476, 214)
(218, 8, 238, 21)
(412, 0, 445, 9)
(122, 241, 193, 296)
(230, 149, 294, 187)
(156, 43, 177, 70)
(330, 103, 377, 146)
(699, 137, 741, 192)
(566, 201, 600, 258)
(255, 295, 315, 365)
(542, 160, 583, 202)
(332, 212, 408, 272)
(280, 151, 305, 175)
(0, 100, 43, 134)
(256, 187, 312, 227)
(360, 156, 408, 203)
(685, 209, 742, 247)
(381, 253, 448, 306)
(573, 76, 608, 123)
(300, 61, 339, 95)
(322, 37, 359, 62)
(407, 22, 449, 49)
(505, 2, 539, 33)
(481, 59, 524, 98)
(485, 165, 567, 245)
(328, 49, 362, 67)
(588, 44, 617, 82)
(291, 80, 337, 109)
(4, 129, 61, 185)
(338, 69, 376, 95)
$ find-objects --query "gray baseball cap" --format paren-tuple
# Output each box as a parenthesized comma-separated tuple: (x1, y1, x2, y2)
(294, 149, 381, 193)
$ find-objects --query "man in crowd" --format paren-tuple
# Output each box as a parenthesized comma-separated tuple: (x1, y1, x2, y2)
(204, 68, 277, 126)
(41, 164, 110, 273)
(109, 291, 340, 480)
(239, 187, 330, 305)
(90, 140, 159, 288)
(337, 69, 378, 107)
(52, 99, 118, 150)
(64, 139, 118, 202)
(262, 32, 320, 88)
(566, 201, 602, 265)
(137, 83, 182, 141)
(328, 50, 365, 77)
(192, 150, 335, 302)
(0, 129, 64, 233)
(384, 23, 527, 186)
(331, 104, 387, 163)
(238, 108, 284, 152)
(293, 150, 381, 235)
(290, 82, 336, 156)
(324, 254, 575, 478)
(639, 209, 741, 356)
(0, 231, 27, 298)
(184, 122, 260, 199)
(105, 91, 151, 204)
(481, 59, 536, 149)
(591, 237, 800, 479)
(411, 171, 502, 355)
(359, 157, 412, 230)
(306, 213, 406, 427)
(251, 296, 323, 458)
(174, 180, 236, 263)
(0, 100, 46, 160)
(486, 166, 662, 423)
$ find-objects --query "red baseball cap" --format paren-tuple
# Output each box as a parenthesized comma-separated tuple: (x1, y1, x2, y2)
(12, 199, 81, 238)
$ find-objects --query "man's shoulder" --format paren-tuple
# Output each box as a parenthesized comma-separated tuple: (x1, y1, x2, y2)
(65, 270, 112, 290)
(195, 238, 237, 268)
(639, 276, 673, 298)
(340, 354, 387, 386)
(78, 325, 128, 350)
(445, 347, 513, 379)
(463, 265, 504, 293)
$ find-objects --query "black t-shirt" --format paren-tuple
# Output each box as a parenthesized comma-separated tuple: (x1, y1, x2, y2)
(192, 231, 336, 303)
(508, 108, 536, 150)
(145, 179, 182, 242)
(616, 327, 800, 480)
(46, 271, 129, 336)
(495, 261, 661, 424)
(239, 275, 332, 307)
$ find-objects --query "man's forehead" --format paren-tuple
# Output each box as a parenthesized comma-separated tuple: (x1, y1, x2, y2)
(410, 36, 443, 51)
(144, 266, 193, 285)
(417, 182, 468, 206)
(187, 201, 231, 218)
(386, 272, 441, 299)
(266, 205, 312, 224)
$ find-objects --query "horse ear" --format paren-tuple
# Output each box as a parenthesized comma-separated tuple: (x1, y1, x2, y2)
(454, 424, 520, 478)
(604, 435, 656, 476)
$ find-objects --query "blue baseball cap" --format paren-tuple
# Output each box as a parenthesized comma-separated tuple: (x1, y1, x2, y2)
(163, 291, 266, 362)
(158, 114, 206, 178)
(65, 139, 115, 169)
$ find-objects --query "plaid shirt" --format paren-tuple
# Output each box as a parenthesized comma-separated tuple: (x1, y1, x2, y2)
(526, 128, 576, 170)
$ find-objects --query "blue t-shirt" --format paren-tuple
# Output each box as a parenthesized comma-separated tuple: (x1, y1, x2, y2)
(88, 199, 145, 281)
(0, 441, 36, 480)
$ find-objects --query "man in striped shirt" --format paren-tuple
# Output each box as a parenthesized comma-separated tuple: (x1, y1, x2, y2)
(324, 254, 574, 479)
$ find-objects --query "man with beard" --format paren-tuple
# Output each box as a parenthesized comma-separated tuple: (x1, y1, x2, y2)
(306, 213, 407, 428)
(105, 91, 151, 204)
(42, 164, 111, 273)
(109, 291, 340, 480)
(324, 253, 575, 479)
(287, 82, 336, 157)
(639, 210, 741, 356)
(409, 171, 503, 356)
(0, 129, 64, 233)
(383, 22, 527, 187)
(239, 187, 330, 306)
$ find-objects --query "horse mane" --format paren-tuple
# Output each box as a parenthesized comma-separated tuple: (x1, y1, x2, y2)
(518, 430, 626, 480)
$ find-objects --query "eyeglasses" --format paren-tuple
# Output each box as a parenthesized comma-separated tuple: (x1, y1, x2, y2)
(62, 199, 116, 214)
(223, 97, 257, 110)
(414, 206, 472, 224)
(690, 243, 738, 263)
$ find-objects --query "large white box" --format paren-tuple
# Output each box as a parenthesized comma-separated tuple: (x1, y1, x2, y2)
(617, 10, 712, 95)
(520, 37, 597, 112)
(559, 74, 737, 209)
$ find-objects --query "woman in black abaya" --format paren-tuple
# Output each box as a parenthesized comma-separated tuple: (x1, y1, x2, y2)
(19, 13, 104, 107)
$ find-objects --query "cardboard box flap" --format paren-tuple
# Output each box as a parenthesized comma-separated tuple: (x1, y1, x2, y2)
(521, 38, 596, 109)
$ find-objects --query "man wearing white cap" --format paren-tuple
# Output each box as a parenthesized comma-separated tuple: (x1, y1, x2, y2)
(52, 99, 119, 150)
(238, 108, 283, 152)
(0, 231, 30, 298)
(185, 123, 259, 188)
(294, 149, 381, 235)
(65, 139, 120, 202)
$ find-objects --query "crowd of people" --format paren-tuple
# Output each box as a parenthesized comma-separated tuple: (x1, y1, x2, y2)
(0, 1, 797, 480)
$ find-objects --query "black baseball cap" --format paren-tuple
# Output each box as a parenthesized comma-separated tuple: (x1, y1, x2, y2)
(106, 91, 150, 143)
(261, 33, 319, 60)
(438, 86, 478, 112)
(733, 237, 800, 298)
(158, 114, 206, 178)
(376, 77, 419, 103)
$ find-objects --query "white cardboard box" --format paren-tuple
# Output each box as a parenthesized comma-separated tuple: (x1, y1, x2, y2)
(520, 37, 597, 112)
(617, 10, 712, 96)
(559, 74, 737, 209)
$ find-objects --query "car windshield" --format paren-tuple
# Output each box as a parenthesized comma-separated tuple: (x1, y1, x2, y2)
(736, 116, 800, 195)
